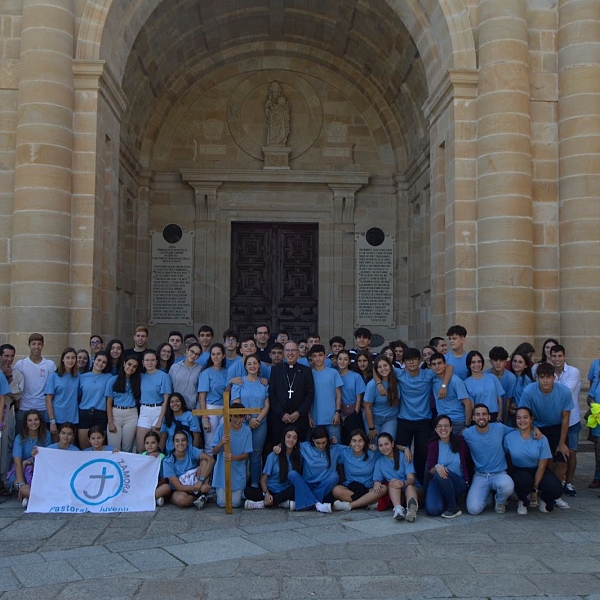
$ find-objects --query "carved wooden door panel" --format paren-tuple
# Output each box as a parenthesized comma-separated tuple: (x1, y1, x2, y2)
(230, 222, 318, 340)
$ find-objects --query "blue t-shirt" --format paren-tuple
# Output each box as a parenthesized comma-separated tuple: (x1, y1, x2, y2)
(230, 377, 269, 411)
(0, 372, 10, 396)
(299, 441, 343, 485)
(83, 445, 115, 452)
(339, 371, 366, 406)
(487, 369, 516, 401)
(140, 371, 172, 405)
(195, 351, 210, 367)
(513, 374, 533, 406)
(373, 452, 416, 483)
(298, 357, 333, 368)
(445, 352, 469, 380)
(519, 382, 573, 428)
(160, 412, 202, 454)
(79, 372, 112, 410)
(13, 431, 52, 459)
(464, 373, 504, 413)
(105, 375, 137, 408)
(47, 443, 79, 451)
(462, 422, 513, 473)
(363, 380, 400, 420)
(211, 422, 253, 490)
(163, 446, 201, 480)
(437, 440, 463, 478)
(198, 367, 228, 406)
(397, 369, 436, 420)
(503, 429, 552, 468)
(433, 374, 469, 423)
(263, 452, 294, 494)
(311, 368, 344, 425)
(44, 372, 80, 423)
(227, 360, 270, 384)
(338, 445, 376, 488)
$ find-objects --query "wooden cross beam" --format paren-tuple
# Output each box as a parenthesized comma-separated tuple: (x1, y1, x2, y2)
(193, 390, 262, 514)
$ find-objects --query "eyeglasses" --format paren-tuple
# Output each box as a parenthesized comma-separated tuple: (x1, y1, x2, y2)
(90, 340, 102, 346)
(224, 338, 237, 343)
(188, 350, 200, 356)
(435, 425, 450, 429)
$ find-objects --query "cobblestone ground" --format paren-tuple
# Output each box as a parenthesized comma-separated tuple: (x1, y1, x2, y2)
(1, 453, 600, 599)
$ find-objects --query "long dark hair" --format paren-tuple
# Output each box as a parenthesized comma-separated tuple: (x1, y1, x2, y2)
(278, 425, 302, 483)
(539, 338, 559, 363)
(377, 432, 400, 470)
(466, 350, 485, 378)
(373, 356, 400, 407)
(57, 347, 78, 377)
(349, 429, 369, 461)
(20, 409, 47, 444)
(92, 350, 111, 374)
(310, 425, 332, 468)
(106, 338, 125, 373)
(112, 355, 141, 401)
(170, 427, 189, 458)
(431, 414, 460, 454)
(203, 343, 227, 371)
(164, 392, 189, 428)
(510, 351, 533, 382)
(352, 349, 373, 383)
(157, 342, 175, 372)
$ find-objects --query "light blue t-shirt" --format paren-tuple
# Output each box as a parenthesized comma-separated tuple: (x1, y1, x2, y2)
(79, 372, 112, 410)
(0, 372, 10, 396)
(363, 380, 400, 420)
(163, 446, 201, 481)
(230, 377, 269, 410)
(140, 370, 172, 405)
(338, 445, 376, 488)
(396, 369, 436, 420)
(105, 375, 137, 409)
(298, 357, 333, 368)
(13, 431, 52, 459)
(227, 360, 270, 385)
(503, 429, 552, 468)
(339, 371, 366, 407)
(462, 422, 513, 473)
(373, 452, 416, 483)
(311, 368, 344, 425)
(445, 352, 469, 380)
(44, 372, 80, 423)
(198, 367, 228, 406)
(263, 452, 294, 494)
(299, 441, 343, 485)
(513, 374, 533, 407)
(464, 373, 505, 414)
(160, 411, 202, 454)
(437, 440, 463, 478)
(433, 374, 469, 423)
(83, 445, 115, 452)
(47, 443, 79, 451)
(211, 422, 253, 490)
(519, 381, 573, 428)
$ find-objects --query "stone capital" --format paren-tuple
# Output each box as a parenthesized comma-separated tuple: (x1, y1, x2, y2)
(187, 182, 224, 222)
(328, 184, 364, 224)
(422, 69, 479, 125)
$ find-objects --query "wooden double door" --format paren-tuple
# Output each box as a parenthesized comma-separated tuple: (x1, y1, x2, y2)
(230, 222, 318, 340)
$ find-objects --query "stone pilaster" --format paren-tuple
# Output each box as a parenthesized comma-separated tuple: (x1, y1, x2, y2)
(558, 0, 600, 368)
(476, 0, 534, 351)
(11, 0, 74, 354)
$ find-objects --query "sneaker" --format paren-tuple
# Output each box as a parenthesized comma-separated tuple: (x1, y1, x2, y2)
(554, 497, 570, 509)
(193, 494, 207, 510)
(315, 502, 332, 513)
(406, 497, 418, 522)
(494, 502, 506, 514)
(517, 500, 527, 515)
(21, 498, 28, 509)
(527, 493, 539, 508)
(589, 479, 600, 489)
(441, 507, 462, 519)
(289, 500, 295, 511)
(564, 483, 577, 496)
(244, 499, 264, 510)
(367, 502, 378, 510)
(333, 500, 352, 511)
(156, 497, 164, 507)
(393, 505, 406, 521)
(538, 498, 549, 513)
(278, 500, 290, 509)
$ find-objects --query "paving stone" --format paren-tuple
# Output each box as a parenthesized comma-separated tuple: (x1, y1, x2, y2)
(526, 573, 600, 595)
(164, 537, 269, 565)
(124, 567, 185, 581)
(40, 545, 110, 561)
(340, 574, 452, 598)
(241, 520, 309, 534)
(281, 576, 343, 599)
(1, 519, 65, 540)
(184, 560, 240, 578)
(244, 530, 316, 552)
(324, 559, 392, 576)
(236, 558, 323, 578)
(138, 577, 207, 599)
(466, 555, 551, 574)
(0, 568, 20, 593)
(346, 513, 444, 537)
(537, 555, 600, 574)
(177, 526, 247, 542)
(56, 577, 142, 599)
(120, 548, 185, 571)
(389, 557, 475, 576)
(104, 535, 183, 553)
(443, 574, 541, 597)
(205, 575, 279, 600)
(11, 560, 82, 588)
(1, 583, 66, 599)
(67, 554, 139, 579)
(294, 523, 370, 545)
(0, 552, 45, 568)
(144, 519, 190, 535)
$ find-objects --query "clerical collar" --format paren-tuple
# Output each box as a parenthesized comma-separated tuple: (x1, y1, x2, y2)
(287, 363, 297, 368)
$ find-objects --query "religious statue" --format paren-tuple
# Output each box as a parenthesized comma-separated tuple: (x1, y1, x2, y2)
(265, 81, 290, 146)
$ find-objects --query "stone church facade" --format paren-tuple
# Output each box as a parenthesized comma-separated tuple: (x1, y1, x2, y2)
(0, 0, 598, 371)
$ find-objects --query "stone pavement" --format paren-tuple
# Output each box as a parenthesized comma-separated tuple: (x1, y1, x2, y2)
(1, 453, 600, 599)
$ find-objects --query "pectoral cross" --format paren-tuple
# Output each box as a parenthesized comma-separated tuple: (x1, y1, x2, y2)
(193, 390, 261, 514)
(288, 388, 294, 399)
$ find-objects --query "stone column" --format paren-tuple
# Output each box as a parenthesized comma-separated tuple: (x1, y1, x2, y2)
(11, 0, 74, 354)
(558, 0, 600, 369)
(476, 0, 534, 351)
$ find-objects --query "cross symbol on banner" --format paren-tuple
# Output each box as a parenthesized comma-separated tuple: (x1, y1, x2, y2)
(193, 390, 261, 514)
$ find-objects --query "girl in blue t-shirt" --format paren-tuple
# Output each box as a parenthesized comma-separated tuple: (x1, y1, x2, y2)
(45, 347, 80, 439)
(141, 431, 171, 507)
(337, 350, 366, 444)
(363, 357, 400, 442)
(47, 422, 80, 451)
(83, 425, 116, 452)
(159, 392, 201, 454)
(464, 351, 504, 422)
(331, 429, 386, 511)
(198, 343, 228, 453)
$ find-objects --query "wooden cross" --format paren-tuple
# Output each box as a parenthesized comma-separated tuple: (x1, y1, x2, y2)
(193, 390, 262, 514)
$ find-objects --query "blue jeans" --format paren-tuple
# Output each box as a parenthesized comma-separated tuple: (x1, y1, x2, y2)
(466, 471, 514, 515)
(365, 414, 397, 440)
(288, 471, 321, 511)
(306, 472, 339, 503)
(323, 424, 341, 443)
(425, 471, 467, 516)
(249, 421, 268, 487)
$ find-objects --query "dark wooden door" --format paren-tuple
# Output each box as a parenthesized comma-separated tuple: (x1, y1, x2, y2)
(230, 222, 318, 340)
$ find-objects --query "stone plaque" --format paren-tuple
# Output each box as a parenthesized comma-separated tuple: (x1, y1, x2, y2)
(150, 226, 194, 325)
(355, 232, 395, 327)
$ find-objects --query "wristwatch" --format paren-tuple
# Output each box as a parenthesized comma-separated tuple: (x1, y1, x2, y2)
(441, 384, 447, 389)
(199, 476, 206, 483)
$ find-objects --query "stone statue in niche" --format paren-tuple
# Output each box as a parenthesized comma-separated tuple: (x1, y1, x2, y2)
(265, 81, 290, 146)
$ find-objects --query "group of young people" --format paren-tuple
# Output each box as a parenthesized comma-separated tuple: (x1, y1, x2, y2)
(0, 323, 592, 520)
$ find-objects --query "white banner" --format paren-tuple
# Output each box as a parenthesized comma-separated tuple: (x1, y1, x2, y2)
(27, 448, 160, 514)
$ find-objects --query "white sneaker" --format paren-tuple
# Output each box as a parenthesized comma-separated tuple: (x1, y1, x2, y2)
(494, 502, 506, 514)
(289, 500, 295, 511)
(517, 500, 527, 515)
(393, 505, 406, 521)
(21, 498, 28, 509)
(333, 500, 352, 511)
(406, 497, 418, 522)
(315, 502, 332, 513)
(554, 497, 570, 509)
(538, 498, 549, 513)
(193, 494, 207, 510)
(156, 497, 164, 507)
(244, 499, 265, 510)
(278, 500, 290, 509)
(367, 502, 378, 510)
